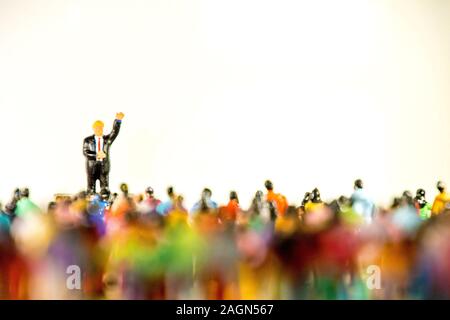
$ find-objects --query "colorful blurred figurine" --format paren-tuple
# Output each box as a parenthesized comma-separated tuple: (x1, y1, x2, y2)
(350, 179, 375, 224)
(156, 186, 178, 216)
(304, 188, 324, 213)
(4, 188, 21, 221)
(83, 113, 124, 196)
(142, 187, 161, 215)
(431, 181, 450, 216)
(300, 192, 311, 210)
(218, 191, 240, 224)
(264, 180, 288, 216)
(191, 188, 218, 214)
(14, 187, 41, 217)
(414, 189, 432, 220)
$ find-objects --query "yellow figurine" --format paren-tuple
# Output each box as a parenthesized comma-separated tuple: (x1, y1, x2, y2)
(431, 181, 450, 216)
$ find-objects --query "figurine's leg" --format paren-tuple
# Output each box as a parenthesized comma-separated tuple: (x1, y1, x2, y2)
(100, 168, 110, 196)
(86, 162, 96, 194)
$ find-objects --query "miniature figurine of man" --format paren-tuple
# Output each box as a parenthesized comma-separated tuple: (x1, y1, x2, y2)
(414, 189, 432, 220)
(139, 186, 162, 217)
(83, 112, 124, 196)
(350, 179, 375, 224)
(304, 188, 324, 213)
(264, 180, 288, 216)
(191, 188, 218, 215)
(218, 191, 240, 224)
(431, 181, 450, 216)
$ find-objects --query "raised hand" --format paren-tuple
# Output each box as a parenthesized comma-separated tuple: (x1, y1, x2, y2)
(116, 112, 125, 120)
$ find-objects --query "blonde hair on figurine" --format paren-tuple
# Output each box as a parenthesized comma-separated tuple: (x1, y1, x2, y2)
(92, 120, 104, 129)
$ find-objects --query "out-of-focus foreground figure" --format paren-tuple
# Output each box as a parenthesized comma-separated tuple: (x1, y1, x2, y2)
(0, 180, 449, 300)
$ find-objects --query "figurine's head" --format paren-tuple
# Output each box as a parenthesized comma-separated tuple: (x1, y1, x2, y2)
(92, 120, 104, 137)
(174, 195, 184, 210)
(230, 191, 238, 202)
(415, 189, 427, 208)
(201, 188, 212, 201)
(251, 190, 263, 207)
(145, 186, 154, 197)
(402, 190, 413, 200)
(338, 195, 350, 207)
(437, 181, 446, 193)
(167, 186, 175, 198)
(301, 192, 311, 205)
(354, 179, 364, 190)
(401, 190, 414, 206)
(20, 188, 30, 198)
(311, 188, 321, 203)
(120, 183, 128, 195)
(264, 180, 274, 191)
(13, 188, 21, 201)
(416, 188, 426, 198)
(47, 201, 57, 213)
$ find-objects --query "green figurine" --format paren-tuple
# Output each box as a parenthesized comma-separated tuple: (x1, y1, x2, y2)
(414, 189, 431, 220)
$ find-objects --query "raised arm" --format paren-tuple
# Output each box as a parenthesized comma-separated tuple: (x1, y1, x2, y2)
(108, 112, 124, 143)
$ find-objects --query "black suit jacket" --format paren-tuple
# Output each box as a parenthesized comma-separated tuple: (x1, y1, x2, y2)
(83, 119, 122, 171)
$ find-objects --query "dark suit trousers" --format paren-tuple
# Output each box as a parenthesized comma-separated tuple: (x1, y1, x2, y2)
(87, 161, 110, 194)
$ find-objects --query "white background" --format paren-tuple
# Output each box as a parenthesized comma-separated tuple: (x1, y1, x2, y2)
(0, 0, 449, 208)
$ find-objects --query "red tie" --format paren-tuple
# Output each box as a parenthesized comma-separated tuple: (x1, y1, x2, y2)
(97, 138, 101, 152)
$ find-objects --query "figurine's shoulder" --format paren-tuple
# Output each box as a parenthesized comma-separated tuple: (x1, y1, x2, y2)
(84, 135, 95, 142)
